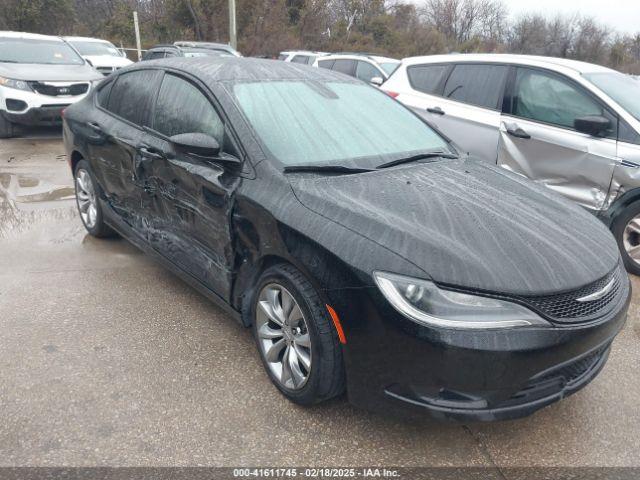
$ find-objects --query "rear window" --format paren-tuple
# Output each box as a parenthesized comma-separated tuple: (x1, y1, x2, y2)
(443, 64, 509, 110)
(107, 70, 162, 126)
(332, 59, 356, 76)
(407, 64, 449, 95)
(317, 59, 334, 70)
(291, 55, 310, 64)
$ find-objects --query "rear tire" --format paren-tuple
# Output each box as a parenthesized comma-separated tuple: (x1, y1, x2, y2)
(73, 159, 116, 238)
(251, 263, 345, 405)
(612, 201, 640, 276)
(0, 113, 15, 139)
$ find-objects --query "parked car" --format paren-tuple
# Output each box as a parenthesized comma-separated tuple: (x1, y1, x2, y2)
(141, 44, 230, 61)
(64, 36, 133, 76)
(313, 53, 400, 85)
(278, 50, 328, 65)
(174, 41, 241, 57)
(0, 31, 102, 138)
(63, 57, 629, 421)
(383, 54, 640, 274)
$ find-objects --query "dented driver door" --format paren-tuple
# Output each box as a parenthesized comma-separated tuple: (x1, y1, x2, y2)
(497, 67, 618, 212)
(140, 72, 239, 301)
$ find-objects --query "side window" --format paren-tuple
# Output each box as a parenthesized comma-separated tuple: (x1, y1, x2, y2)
(164, 50, 179, 58)
(144, 51, 164, 60)
(619, 119, 640, 145)
(96, 80, 113, 107)
(106, 70, 162, 126)
(317, 59, 334, 69)
(277, 54, 288, 61)
(443, 64, 508, 109)
(152, 74, 224, 143)
(355, 61, 380, 83)
(290, 55, 310, 64)
(407, 64, 449, 95)
(513, 68, 612, 133)
(332, 59, 356, 76)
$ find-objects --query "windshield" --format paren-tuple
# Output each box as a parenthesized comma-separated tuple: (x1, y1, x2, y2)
(69, 40, 120, 57)
(0, 37, 85, 65)
(584, 72, 640, 122)
(380, 62, 400, 76)
(233, 80, 450, 166)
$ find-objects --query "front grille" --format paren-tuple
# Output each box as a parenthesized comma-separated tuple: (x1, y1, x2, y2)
(29, 82, 89, 97)
(502, 346, 609, 408)
(512, 263, 626, 323)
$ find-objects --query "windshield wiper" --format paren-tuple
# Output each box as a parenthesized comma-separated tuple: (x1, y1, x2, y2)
(0, 60, 19, 63)
(283, 165, 375, 174)
(376, 152, 459, 169)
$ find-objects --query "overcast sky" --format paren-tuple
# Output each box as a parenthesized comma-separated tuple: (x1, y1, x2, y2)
(411, 0, 640, 35)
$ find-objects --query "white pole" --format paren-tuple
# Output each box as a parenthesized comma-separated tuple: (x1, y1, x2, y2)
(133, 11, 142, 61)
(228, 0, 237, 50)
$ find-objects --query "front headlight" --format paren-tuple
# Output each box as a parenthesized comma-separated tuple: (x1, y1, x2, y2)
(374, 271, 549, 329)
(0, 76, 32, 92)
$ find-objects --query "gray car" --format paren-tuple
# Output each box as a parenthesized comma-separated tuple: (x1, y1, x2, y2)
(383, 54, 640, 274)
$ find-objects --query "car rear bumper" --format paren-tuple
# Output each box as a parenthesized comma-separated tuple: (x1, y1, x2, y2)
(331, 279, 630, 422)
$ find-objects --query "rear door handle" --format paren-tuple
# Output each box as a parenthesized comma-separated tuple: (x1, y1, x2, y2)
(506, 126, 531, 139)
(427, 106, 445, 115)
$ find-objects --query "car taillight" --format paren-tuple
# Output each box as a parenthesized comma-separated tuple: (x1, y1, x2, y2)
(384, 90, 399, 99)
(61, 108, 66, 117)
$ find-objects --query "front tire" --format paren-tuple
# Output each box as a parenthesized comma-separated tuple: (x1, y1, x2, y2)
(251, 263, 345, 405)
(73, 159, 116, 238)
(612, 201, 640, 275)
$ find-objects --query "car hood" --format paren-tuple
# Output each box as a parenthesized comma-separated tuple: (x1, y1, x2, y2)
(83, 55, 133, 68)
(0, 62, 102, 82)
(289, 158, 620, 295)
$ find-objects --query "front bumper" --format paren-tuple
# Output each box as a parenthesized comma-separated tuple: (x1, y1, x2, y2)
(2, 104, 70, 126)
(1, 85, 90, 126)
(330, 279, 630, 422)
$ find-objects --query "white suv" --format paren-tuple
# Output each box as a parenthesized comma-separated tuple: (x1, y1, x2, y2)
(312, 54, 400, 85)
(383, 53, 640, 273)
(64, 36, 133, 76)
(0, 31, 102, 138)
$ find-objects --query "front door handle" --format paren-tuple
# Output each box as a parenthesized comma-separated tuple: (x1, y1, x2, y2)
(427, 106, 445, 115)
(138, 146, 164, 160)
(506, 126, 531, 139)
(86, 122, 103, 135)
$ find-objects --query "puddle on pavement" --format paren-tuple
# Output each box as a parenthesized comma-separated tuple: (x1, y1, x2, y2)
(0, 172, 80, 242)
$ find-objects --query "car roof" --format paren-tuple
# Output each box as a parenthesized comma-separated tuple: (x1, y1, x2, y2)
(129, 56, 360, 83)
(174, 41, 233, 49)
(281, 50, 327, 56)
(0, 31, 63, 41)
(401, 53, 614, 75)
(63, 36, 113, 43)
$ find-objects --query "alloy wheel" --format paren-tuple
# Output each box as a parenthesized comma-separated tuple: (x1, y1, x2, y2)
(75, 168, 98, 229)
(255, 283, 312, 390)
(623, 214, 640, 266)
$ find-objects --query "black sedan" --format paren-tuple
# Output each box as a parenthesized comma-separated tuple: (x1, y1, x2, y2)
(62, 57, 630, 421)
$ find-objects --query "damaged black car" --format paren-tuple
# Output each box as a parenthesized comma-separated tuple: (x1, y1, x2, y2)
(63, 57, 630, 421)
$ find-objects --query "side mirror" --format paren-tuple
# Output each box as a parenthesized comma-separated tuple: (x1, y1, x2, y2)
(370, 76, 384, 87)
(574, 115, 611, 137)
(169, 132, 241, 166)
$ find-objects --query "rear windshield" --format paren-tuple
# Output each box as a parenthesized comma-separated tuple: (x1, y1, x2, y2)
(69, 40, 120, 57)
(233, 80, 450, 167)
(0, 37, 84, 65)
(584, 72, 640, 122)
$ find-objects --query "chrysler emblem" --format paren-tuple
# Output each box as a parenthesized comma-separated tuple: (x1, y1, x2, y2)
(59, 87, 70, 94)
(576, 277, 616, 303)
